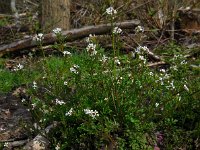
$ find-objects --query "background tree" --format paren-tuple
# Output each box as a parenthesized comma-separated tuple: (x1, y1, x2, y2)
(41, 0, 70, 32)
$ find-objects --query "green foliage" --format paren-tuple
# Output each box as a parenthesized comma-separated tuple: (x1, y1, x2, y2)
(23, 39, 199, 149)
(0, 59, 41, 93)
(0, 4, 199, 149)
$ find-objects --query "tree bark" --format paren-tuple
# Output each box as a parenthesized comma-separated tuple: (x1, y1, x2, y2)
(41, 0, 70, 33)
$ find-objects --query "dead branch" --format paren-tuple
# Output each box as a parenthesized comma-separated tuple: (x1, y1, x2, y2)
(0, 20, 140, 56)
(4, 139, 28, 149)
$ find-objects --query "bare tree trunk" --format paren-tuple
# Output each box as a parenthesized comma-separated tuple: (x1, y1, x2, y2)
(41, 0, 70, 32)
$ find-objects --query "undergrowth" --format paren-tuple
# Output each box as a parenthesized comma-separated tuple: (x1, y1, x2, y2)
(0, 4, 200, 150)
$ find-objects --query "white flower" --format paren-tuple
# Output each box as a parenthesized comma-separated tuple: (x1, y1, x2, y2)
(149, 72, 154, 76)
(86, 43, 97, 56)
(100, 55, 109, 63)
(160, 69, 166, 73)
(55, 144, 60, 150)
(86, 43, 96, 51)
(32, 103, 36, 110)
(17, 63, 24, 70)
(86, 34, 96, 43)
(33, 81, 37, 89)
(64, 81, 68, 85)
(13, 63, 24, 71)
(53, 28, 62, 34)
(63, 51, 71, 56)
(114, 58, 121, 65)
(135, 25, 144, 33)
(177, 94, 181, 101)
(113, 27, 122, 34)
(139, 55, 147, 64)
(106, 7, 117, 15)
(139, 55, 145, 61)
(65, 108, 73, 116)
(170, 81, 175, 89)
(104, 98, 108, 101)
(70, 65, 79, 74)
(73, 64, 79, 68)
(155, 103, 159, 107)
(55, 99, 66, 105)
(84, 109, 99, 119)
(135, 45, 149, 53)
(21, 98, 26, 102)
(181, 60, 187, 65)
(70, 67, 78, 74)
(184, 84, 189, 91)
(4, 142, 9, 148)
(33, 33, 44, 42)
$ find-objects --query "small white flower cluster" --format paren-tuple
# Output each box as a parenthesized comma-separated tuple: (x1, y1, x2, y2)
(174, 54, 182, 59)
(70, 64, 79, 74)
(86, 43, 97, 56)
(55, 99, 66, 105)
(114, 58, 121, 65)
(135, 45, 149, 54)
(32, 103, 37, 110)
(160, 69, 166, 73)
(33, 33, 44, 42)
(113, 27, 122, 34)
(138, 55, 146, 64)
(169, 80, 175, 89)
(21, 98, 26, 103)
(13, 63, 24, 71)
(63, 51, 71, 56)
(53, 28, 62, 34)
(4, 142, 9, 148)
(135, 25, 144, 33)
(55, 144, 60, 150)
(149, 72, 154, 76)
(86, 34, 96, 43)
(84, 109, 99, 119)
(65, 108, 73, 116)
(100, 55, 109, 63)
(33, 81, 37, 89)
(106, 7, 117, 15)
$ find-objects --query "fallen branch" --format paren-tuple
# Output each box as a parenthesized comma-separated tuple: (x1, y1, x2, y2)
(0, 20, 140, 56)
(3, 139, 28, 149)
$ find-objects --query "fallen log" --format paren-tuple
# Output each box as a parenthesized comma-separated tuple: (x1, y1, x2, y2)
(0, 20, 140, 56)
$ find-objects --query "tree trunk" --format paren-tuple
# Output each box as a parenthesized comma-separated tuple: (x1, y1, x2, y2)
(41, 0, 70, 32)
